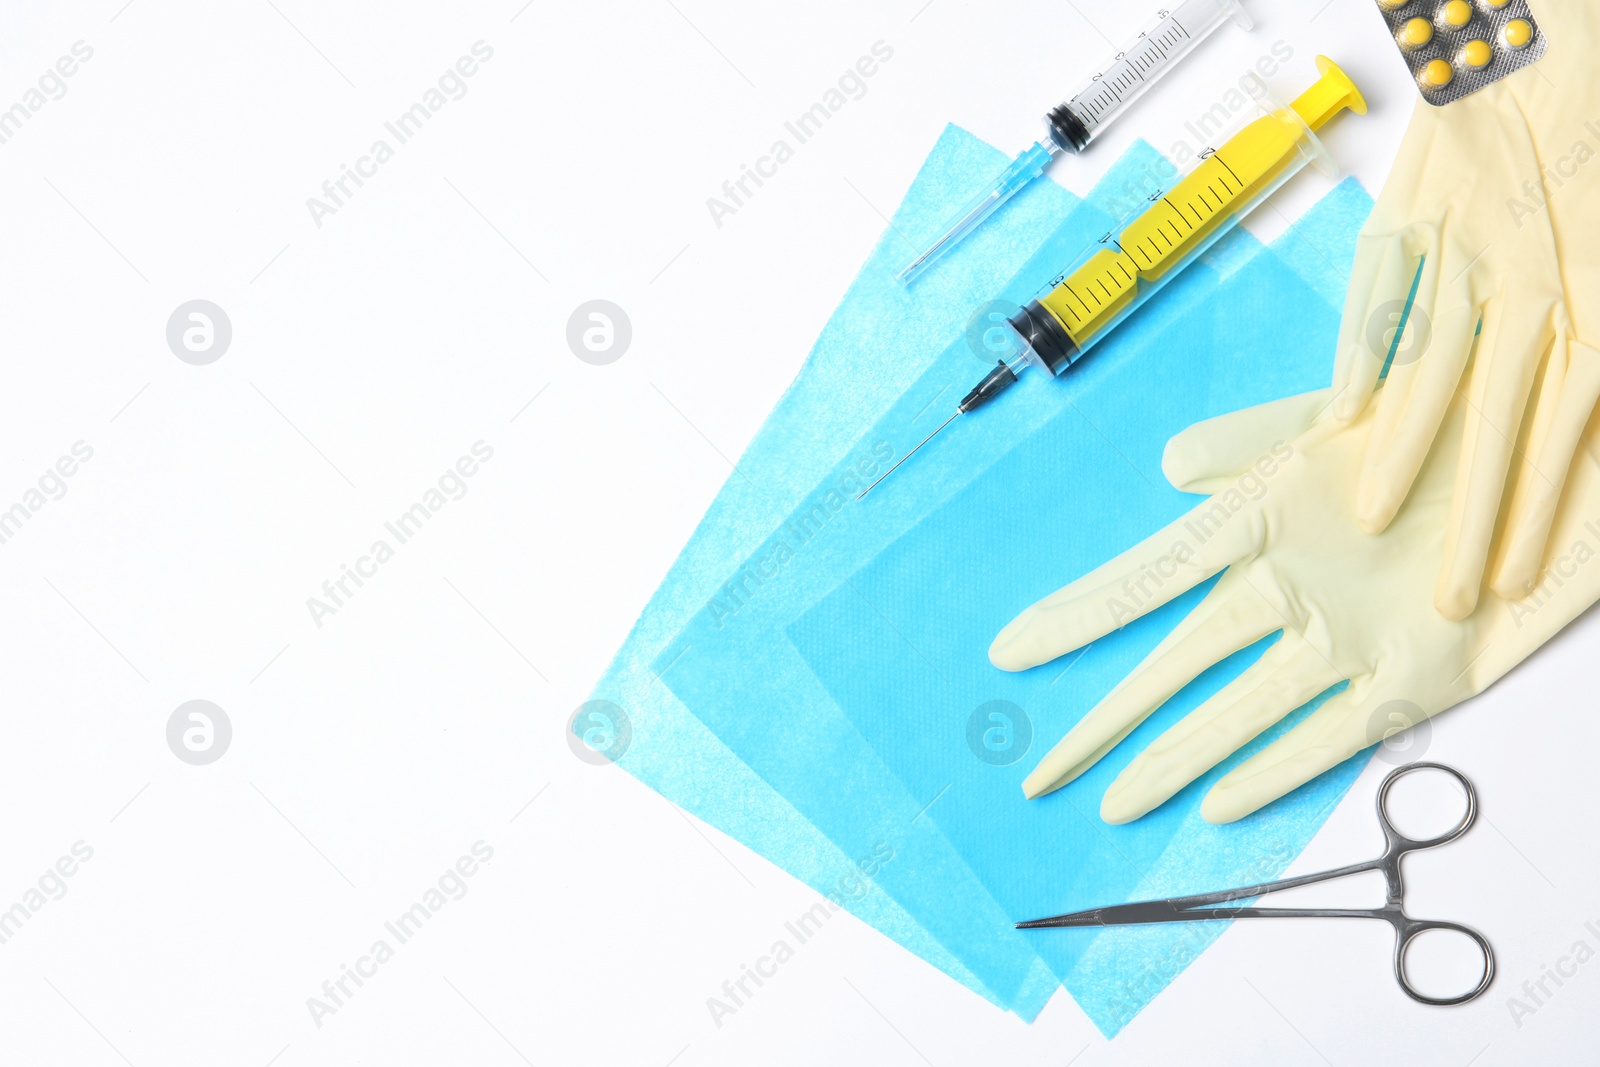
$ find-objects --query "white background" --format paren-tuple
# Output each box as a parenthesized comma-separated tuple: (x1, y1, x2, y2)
(1, 0, 1596, 1064)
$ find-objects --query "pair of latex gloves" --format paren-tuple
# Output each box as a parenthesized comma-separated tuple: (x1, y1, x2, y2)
(992, 0, 1600, 823)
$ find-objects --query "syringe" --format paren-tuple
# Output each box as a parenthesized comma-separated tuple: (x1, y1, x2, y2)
(861, 57, 1367, 499)
(896, 0, 1253, 287)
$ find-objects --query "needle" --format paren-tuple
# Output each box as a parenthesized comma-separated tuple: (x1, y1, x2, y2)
(856, 411, 958, 500)
(856, 358, 1023, 501)
(857, 355, 1017, 495)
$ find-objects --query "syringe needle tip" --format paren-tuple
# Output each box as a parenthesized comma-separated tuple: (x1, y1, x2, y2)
(855, 410, 960, 500)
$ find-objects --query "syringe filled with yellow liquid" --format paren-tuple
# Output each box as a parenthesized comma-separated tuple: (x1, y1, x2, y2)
(859, 57, 1366, 499)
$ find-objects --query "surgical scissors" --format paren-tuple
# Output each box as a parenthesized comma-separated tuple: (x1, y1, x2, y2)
(1017, 762, 1495, 1005)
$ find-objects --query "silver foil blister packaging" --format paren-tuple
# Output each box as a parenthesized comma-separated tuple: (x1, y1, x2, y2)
(1373, 0, 1547, 104)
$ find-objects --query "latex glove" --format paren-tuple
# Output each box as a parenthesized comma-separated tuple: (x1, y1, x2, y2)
(1331, 0, 1600, 619)
(990, 385, 1600, 824)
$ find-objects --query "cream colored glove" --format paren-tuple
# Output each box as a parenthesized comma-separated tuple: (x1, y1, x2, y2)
(990, 385, 1600, 824)
(1332, 0, 1600, 619)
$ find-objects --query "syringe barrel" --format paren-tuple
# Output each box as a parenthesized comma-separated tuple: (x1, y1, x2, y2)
(1012, 57, 1363, 376)
(1047, 0, 1253, 153)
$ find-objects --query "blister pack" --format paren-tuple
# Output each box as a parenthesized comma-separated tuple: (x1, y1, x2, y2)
(1374, 0, 1546, 103)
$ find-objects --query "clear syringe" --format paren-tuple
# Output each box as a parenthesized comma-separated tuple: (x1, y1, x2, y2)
(860, 57, 1367, 499)
(897, 0, 1253, 287)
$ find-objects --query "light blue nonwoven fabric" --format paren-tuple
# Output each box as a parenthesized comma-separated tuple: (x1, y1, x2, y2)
(646, 143, 1370, 1016)
(645, 136, 1189, 1017)
(597, 112, 1379, 1024)
(786, 179, 1381, 1035)
(593, 125, 1101, 1017)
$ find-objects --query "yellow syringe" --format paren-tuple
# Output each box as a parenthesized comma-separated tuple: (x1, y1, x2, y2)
(860, 57, 1366, 499)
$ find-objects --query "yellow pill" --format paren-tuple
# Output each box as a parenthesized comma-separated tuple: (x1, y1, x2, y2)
(1442, 0, 1473, 26)
(1504, 18, 1533, 46)
(1421, 58, 1455, 87)
(1462, 38, 1492, 67)
(1377, 0, 1408, 8)
(1400, 16, 1434, 48)
(1481, 0, 1510, 7)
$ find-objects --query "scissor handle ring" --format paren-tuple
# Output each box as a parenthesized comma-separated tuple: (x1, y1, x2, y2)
(1394, 918, 1496, 1006)
(1376, 761, 1478, 852)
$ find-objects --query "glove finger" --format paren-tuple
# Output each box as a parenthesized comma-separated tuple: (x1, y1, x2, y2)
(1331, 231, 1393, 417)
(1356, 283, 1478, 534)
(1021, 588, 1282, 799)
(1201, 687, 1442, 824)
(1365, 230, 1447, 449)
(1334, 237, 1424, 421)
(1362, 229, 1446, 459)
(989, 498, 1265, 672)
(1161, 389, 1332, 494)
(1100, 631, 1344, 823)
(1491, 341, 1600, 598)
(1436, 289, 1560, 619)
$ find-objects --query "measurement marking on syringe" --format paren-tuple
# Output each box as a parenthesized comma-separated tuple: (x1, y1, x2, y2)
(1156, 197, 1194, 234)
(1096, 17, 1195, 108)
(1213, 152, 1245, 189)
(872, 55, 1361, 495)
(894, 0, 1251, 288)
(1060, 288, 1093, 321)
